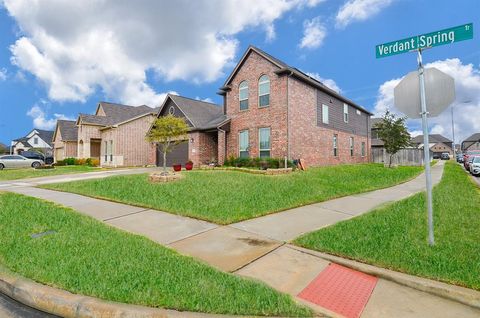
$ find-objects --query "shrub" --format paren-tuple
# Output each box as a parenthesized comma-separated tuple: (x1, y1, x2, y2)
(75, 158, 87, 166)
(88, 158, 100, 167)
(55, 160, 66, 166)
(224, 157, 294, 170)
(64, 157, 76, 165)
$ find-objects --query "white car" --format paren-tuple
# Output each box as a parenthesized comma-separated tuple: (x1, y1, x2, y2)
(0, 155, 44, 170)
(470, 156, 480, 176)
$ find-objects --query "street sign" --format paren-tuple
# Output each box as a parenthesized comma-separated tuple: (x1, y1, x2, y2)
(394, 67, 455, 118)
(376, 23, 473, 58)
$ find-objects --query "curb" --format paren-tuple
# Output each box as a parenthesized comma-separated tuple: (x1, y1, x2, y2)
(0, 266, 297, 318)
(288, 245, 480, 310)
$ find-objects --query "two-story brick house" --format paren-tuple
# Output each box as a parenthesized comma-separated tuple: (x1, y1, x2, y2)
(151, 46, 372, 167)
(217, 46, 372, 166)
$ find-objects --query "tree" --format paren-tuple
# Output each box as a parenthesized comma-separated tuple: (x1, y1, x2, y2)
(375, 110, 411, 168)
(146, 115, 189, 174)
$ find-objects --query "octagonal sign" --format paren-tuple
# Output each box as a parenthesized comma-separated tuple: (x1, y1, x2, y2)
(394, 67, 455, 119)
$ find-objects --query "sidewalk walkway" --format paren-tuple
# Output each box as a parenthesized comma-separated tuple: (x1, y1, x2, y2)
(6, 161, 479, 317)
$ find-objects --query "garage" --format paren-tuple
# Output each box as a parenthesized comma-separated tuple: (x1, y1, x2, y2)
(156, 142, 188, 167)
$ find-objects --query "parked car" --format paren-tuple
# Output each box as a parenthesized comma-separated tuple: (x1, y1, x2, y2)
(21, 150, 54, 165)
(0, 155, 44, 170)
(456, 153, 464, 163)
(464, 151, 480, 170)
(440, 153, 450, 160)
(470, 156, 480, 176)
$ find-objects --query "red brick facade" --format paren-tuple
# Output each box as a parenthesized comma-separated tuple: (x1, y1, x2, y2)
(219, 48, 371, 166)
(189, 131, 217, 166)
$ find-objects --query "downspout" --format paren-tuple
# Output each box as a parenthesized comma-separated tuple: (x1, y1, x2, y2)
(286, 70, 293, 160)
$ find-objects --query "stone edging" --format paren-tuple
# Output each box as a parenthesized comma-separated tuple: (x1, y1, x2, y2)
(0, 265, 285, 318)
(197, 166, 294, 175)
(288, 245, 480, 310)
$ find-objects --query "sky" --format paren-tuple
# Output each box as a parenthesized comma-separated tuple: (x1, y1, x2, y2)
(0, 0, 479, 146)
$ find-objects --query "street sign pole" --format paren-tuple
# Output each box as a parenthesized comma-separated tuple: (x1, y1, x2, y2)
(417, 49, 435, 245)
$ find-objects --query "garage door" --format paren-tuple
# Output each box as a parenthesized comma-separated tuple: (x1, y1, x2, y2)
(156, 142, 188, 167)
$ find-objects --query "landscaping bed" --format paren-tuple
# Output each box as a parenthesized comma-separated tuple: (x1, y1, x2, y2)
(0, 165, 101, 181)
(294, 162, 480, 291)
(0, 192, 311, 317)
(42, 163, 423, 224)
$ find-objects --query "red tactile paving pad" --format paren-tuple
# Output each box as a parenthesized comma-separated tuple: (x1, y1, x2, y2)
(298, 263, 378, 318)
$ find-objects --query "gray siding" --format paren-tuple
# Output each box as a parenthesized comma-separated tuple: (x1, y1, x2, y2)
(316, 89, 369, 136)
(158, 99, 193, 127)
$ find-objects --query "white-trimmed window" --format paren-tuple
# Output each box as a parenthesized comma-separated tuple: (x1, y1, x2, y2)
(34, 137, 38, 145)
(109, 140, 113, 162)
(322, 104, 329, 124)
(333, 134, 338, 157)
(239, 81, 249, 110)
(258, 75, 270, 107)
(350, 137, 354, 156)
(361, 142, 366, 157)
(104, 141, 108, 162)
(344, 103, 349, 123)
(239, 130, 249, 158)
(259, 127, 271, 158)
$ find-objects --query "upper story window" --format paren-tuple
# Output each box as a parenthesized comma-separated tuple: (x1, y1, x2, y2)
(343, 103, 349, 123)
(33, 137, 38, 145)
(258, 75, 270, 107)
(239, 81, 249, 110)
(322, 104, 329, 124)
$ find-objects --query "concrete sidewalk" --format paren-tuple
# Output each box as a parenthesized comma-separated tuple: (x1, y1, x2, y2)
(230, 161, 445, 241)
(6, 160, 479, 317)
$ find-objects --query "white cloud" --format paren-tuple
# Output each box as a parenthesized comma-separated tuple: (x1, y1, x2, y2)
(305, 72, 341, 93)
(299, 17, 327, 49)
(336, 0, 394, 28)
(4, 0, 319, 107)
(27, 104, 74, 130)
(0, 68, 7, 81)
(374, 58, 480, 143)
(195, 96, 214, 103)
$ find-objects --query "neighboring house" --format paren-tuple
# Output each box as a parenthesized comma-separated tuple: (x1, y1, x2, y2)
(11, 129, 54, 155)
(462, 133, 480, 151)
(412, 134, 453, 156)
(152, 94, 226, 166)
(370, 118, 384, 149)
(76, 102, 158, 167)
(217, 46, 372, 166)
(52, 120, 78, 161)
(150, 46, 372, 167)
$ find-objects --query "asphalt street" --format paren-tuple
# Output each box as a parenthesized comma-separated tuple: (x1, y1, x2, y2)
(0, 292, 58, 318)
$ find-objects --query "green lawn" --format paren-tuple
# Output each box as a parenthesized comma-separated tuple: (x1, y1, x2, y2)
(0, 192, 311, 317)
(295, 162, 480, 290)
(42, 164, 423, 224)
(0, 165, 101, 181)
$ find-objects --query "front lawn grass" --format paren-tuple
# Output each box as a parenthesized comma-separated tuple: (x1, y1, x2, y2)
(0, 165, 100, 181)
(0, 192, 311, 317)
(42, 164, 422, 224)
(295, 162, 480, 290)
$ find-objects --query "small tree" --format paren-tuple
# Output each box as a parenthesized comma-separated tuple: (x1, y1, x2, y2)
(375, 110, 411, 168)
(146, 115, 189, 175)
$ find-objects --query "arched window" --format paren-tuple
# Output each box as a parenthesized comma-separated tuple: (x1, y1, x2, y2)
(258, 75, 270, 107)
(239, 81, 248, 110)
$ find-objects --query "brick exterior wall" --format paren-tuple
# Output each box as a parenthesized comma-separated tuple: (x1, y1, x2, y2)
(288, 77, 370, 166)
(77, 124, 102, 158)
(100, 115, 156, 167)
(189, 131, 217, 166)
(221, 50, 371, 167)
(224, 51, 288, 160)
(430, 142, 452, 155)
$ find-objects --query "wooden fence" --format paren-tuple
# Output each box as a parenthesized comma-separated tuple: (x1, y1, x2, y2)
(371, 148, 424, 166)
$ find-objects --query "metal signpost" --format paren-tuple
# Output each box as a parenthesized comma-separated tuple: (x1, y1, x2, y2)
(376, 23, 473, 246)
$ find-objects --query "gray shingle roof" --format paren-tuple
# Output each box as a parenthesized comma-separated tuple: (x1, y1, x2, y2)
(169, 95, 225, 130)
(411, 134, 452, 144)
(57, 120, 78, 141)
(464, 133, 480, 142)
(370, 118, 383, 127)
(13, 137, 33, 147)
(35, 129, 54, 146)
(79, 102, 156, 126)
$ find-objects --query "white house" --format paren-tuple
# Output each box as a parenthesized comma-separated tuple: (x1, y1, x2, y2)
(11, 129, 54, 155)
